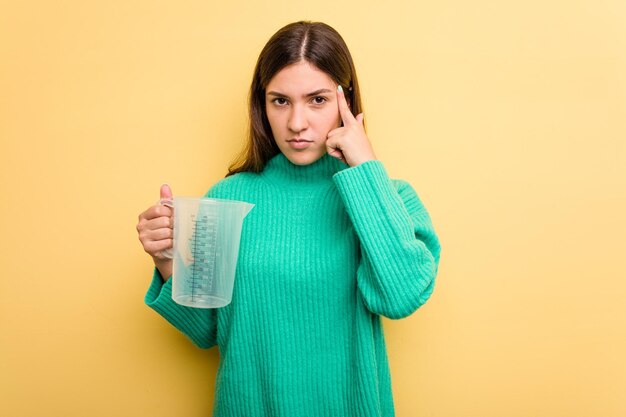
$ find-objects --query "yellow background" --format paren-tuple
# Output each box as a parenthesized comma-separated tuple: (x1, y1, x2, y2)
(1, 0, 625, 415)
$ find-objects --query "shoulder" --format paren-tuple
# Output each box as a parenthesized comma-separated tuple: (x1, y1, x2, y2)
(204, 171, 260, 199)
(390, 178, 419, 200)
(390, 178, 412, 193)
(389, 178, 428, 215)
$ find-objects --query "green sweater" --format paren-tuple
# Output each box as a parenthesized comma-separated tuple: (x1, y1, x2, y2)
(145, 152, 441, 416)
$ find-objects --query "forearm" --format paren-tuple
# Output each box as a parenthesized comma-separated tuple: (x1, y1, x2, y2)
(333, 160, 441, 318)
(144, 269, 218, 349)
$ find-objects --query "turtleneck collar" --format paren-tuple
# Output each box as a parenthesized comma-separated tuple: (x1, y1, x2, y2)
(261, 152, 348, 188)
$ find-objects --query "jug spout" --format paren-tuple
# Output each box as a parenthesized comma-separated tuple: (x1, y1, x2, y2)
(241, 203, 255, 217)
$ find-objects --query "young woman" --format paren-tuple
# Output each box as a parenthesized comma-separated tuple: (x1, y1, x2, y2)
(136, 20, 441, 417)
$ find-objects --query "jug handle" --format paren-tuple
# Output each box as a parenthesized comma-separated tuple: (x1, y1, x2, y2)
(155, 197, 174, 259)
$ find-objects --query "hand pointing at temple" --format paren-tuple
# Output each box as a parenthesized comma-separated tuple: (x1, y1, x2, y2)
(325, 85, 377, 167)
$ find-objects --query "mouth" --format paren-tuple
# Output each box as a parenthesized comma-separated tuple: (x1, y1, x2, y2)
(286, 138, 313, 149)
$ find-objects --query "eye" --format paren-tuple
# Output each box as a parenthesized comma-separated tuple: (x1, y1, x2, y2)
(312, 96, 327, 105)
(272, 97, 288, 106)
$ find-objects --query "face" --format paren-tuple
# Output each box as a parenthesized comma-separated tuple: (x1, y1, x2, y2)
(265, 61, 344, 166)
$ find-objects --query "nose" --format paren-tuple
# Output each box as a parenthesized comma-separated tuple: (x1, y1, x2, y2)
(287, 104, 309, 133)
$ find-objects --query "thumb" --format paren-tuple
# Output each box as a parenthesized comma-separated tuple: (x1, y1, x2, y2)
(160, 183, 173, 200)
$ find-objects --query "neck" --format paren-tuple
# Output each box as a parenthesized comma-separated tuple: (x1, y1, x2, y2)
(261, 153, 348, 188)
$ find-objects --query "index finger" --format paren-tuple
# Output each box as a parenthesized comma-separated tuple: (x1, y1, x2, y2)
(143, 202, 173, 220)
(337, 85, 356, 126)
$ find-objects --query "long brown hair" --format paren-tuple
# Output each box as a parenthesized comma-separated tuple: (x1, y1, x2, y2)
(226, 21, 364, 176)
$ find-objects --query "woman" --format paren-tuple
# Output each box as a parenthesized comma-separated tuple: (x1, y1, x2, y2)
(136, 20, 441, 417)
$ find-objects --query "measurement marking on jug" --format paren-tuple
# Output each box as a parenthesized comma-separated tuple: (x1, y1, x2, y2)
(189, 211, 218, 302)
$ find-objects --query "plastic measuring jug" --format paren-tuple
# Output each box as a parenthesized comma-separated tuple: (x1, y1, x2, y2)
(158, 196, 254, 308)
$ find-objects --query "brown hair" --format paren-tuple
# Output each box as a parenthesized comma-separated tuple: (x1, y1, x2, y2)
(226, 21, 364, 176)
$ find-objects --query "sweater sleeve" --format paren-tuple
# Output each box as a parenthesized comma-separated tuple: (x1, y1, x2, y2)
(144, 267, 218, 349)
(332, 160, 442, 319)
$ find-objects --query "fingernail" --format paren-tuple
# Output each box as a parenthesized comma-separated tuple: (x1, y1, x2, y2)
(338, 85, 343, 93)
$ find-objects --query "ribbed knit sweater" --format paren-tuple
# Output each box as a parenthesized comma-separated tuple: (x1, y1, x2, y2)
(145, 152, 441, 417)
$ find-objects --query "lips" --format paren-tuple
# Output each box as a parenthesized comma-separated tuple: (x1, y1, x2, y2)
(286, 138, 313, 149)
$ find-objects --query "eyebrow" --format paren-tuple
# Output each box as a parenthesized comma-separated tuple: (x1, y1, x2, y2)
(266, 88, 333, 98)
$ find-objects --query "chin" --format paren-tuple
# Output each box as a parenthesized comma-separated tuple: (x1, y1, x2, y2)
(284, 151, 325, 166)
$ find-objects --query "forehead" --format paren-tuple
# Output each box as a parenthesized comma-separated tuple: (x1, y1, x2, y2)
(266, 61, 335, 93)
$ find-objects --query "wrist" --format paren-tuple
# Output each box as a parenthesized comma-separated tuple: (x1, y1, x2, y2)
(351, 155, 377, 167)
(153, 258, 173, 282)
